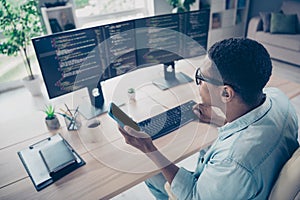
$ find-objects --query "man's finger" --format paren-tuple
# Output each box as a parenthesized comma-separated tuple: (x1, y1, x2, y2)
(124, 126, 139, 137)
(193, 103, 206, 111)
(118, 126, 130, 136)
(193, 109, 201, 118)
(124, 125, 133, 133)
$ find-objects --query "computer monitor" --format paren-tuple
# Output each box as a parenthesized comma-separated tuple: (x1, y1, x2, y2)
(135, 9, 209, 89)
(32, 20, 137, 118)
(32, 9, 209, 119)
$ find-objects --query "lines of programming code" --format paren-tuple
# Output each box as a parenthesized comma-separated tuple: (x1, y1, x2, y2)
(135, 10, 209, 66)
(54, 29, 107, 93)
(184, 10, 210, 58)
(135, 14, 182, 66)
(103, 21, 137, 76)
(34, 28, 107, 98)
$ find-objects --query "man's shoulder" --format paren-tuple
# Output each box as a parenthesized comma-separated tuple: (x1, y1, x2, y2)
(264, 87, 286, 98)
(264, 87, 295, 116)
(226, 127, 275, 163)
(214, 87, 298, 169)
(264, 87, 294, 104)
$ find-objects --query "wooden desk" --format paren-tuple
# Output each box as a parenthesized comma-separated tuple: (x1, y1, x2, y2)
(1, 58, 300, 199)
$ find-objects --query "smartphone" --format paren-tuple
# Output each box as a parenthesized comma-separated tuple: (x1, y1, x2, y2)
(108, 102, 140, 131)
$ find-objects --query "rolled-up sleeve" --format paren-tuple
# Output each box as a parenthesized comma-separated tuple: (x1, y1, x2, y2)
(171, 158, 257, 200)
(171, 167, 197, 199)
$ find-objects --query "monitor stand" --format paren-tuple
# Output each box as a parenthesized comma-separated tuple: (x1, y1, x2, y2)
(152, 62, 193, 90)
(79, 84, 109, 120)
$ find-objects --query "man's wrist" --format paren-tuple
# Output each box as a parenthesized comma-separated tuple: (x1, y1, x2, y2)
(213, 115, 226, 127)
(143, 142, 157, 153)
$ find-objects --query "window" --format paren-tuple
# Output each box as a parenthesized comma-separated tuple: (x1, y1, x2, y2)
(74, 0, 152, 27)
(0, 0, 41, 88)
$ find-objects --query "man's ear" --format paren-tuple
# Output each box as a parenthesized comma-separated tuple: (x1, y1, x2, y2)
(222, 89, 229, 97)
(220, 86, 234, 103)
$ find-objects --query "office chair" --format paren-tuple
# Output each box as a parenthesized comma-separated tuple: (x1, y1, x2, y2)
(164, 147, 300, 200)
(268, 147, 300, 200)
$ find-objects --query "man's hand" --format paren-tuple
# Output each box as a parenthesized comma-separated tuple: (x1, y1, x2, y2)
(193, 104, 226, 127)
(118, 126, 179, 184)
(119, 126, 179, 184)
(118, 126, 157, 153)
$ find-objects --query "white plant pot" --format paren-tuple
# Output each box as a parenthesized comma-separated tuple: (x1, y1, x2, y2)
(22, 75, 42, 96)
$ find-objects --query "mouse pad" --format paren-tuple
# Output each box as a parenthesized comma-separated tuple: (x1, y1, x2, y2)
(87, 119, 101, 128)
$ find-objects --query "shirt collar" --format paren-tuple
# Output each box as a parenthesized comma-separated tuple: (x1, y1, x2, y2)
(217, 96, 272, 140)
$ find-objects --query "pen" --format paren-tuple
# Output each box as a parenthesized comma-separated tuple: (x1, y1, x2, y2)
(74, 106, 79, 117)
(64, 103, 74, 118)
(58, 112, 75, 130)
(57, 112, 73, 121)
(64, 104, 75, 130)
(72, 106, 80, 130)
(60, 108, 71, 117)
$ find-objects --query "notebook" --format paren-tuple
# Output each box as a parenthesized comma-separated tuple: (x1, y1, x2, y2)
(39, 139, 77, 176)
(18, 133, 85, 191)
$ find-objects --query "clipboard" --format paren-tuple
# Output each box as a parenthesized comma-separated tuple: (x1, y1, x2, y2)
(17, 133, 85, 191)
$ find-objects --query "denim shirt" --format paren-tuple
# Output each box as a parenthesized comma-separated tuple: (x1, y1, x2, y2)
(171, 87, 299, 200)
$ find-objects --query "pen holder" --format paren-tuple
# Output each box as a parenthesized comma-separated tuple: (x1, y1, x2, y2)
(64, 111, 81, 131)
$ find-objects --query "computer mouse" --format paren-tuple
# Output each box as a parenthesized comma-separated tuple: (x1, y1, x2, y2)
(87, 119, 101, 128)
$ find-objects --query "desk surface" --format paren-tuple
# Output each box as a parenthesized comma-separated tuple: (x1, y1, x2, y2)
(1, 57, 300, 199)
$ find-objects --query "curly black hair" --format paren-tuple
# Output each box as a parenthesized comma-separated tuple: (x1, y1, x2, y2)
(208, 38, 272, 105)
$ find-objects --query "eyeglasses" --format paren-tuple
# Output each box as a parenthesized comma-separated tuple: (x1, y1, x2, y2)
(195, 68, 224, 86)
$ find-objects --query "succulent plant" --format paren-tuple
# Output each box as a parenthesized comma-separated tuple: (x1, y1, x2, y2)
(44, 105, 56, 120)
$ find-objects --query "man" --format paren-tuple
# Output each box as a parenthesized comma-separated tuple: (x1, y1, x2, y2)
(118, 38, 299, 199)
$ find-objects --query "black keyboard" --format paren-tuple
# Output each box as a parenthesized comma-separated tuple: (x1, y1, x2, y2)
(138, 100, 197, 140)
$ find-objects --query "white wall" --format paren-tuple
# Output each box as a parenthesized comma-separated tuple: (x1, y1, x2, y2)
(153, 0, 172, 15)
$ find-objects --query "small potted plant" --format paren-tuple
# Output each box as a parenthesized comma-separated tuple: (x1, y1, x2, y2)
(127, 88, 136, 103)
(44, 105, 60, 130)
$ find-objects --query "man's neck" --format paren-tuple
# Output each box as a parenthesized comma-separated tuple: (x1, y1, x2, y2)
(225, 93, 266, 123)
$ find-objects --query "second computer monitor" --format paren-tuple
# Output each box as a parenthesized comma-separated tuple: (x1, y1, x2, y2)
(135, 9, 209, 89)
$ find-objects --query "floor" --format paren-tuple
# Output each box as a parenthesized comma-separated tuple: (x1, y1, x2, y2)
(272, 60, 300, 84)
(112, 59, 300, 200)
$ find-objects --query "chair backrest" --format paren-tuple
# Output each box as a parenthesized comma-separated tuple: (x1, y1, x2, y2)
(268, 147, 300, 200)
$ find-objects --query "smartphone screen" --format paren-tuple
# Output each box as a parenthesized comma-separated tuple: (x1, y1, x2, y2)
(109, 103, 140, 131)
